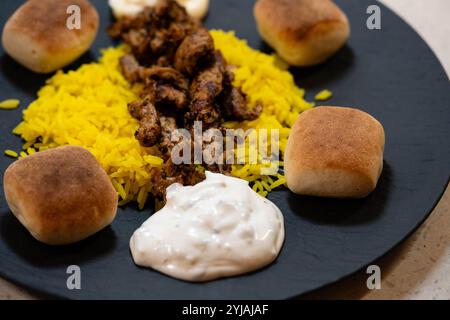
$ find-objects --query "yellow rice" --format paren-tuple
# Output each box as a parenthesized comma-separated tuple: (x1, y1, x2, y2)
(0, 99, 20, 110)
(12, 31, 314, 207)
(4, 150, 18, 158)
(13, 45, 163, 209)
(315, 89, 333, 101)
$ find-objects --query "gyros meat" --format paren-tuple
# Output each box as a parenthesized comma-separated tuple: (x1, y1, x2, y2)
(109, 0, 262, 197)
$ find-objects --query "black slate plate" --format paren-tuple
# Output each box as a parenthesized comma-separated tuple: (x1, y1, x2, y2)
(0, 0, 449, 299)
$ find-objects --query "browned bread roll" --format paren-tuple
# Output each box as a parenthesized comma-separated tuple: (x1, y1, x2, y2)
(2, 0, 99, 73)
(285, 107, 385, 198)
(254, 0, 350, 66)
(3, 146, 118, 245)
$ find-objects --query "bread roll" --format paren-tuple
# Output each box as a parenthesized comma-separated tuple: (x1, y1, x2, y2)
(285, 107, 385, 198)
(3, 146, 118, 245)
(254, 0, 350, 66)
(2, 0, 99, 74)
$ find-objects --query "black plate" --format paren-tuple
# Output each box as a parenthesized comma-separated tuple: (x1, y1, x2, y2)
(0, 0, 449, 299)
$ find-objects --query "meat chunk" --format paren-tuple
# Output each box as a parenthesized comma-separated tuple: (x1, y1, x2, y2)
(174, 28, 215, 75)
(108, 0, 199, 67)
(120, 54, 142, 83)
(185, 52, 225, 126)
(154, 0, 195, 25)
(123, 29, 149, 58)
(140, 66, 189, 91)
(190, 64, 224, 101)
(149, 160, 205, 199)
(156, 84, 187, 110)
(139, 68, 188, 111)
(149, 166, 183, 199)
(220, 87, 262, 121)
(159, 116, 178, 158)
(130, 97, 161, 147)
(128, 100, 145, 120)
(218, 68, 262, 121)
(136, 119, 161, 147)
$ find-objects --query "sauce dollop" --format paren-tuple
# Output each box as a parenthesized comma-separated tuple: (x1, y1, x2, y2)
(109, 0, 209, 20)
(130, 171, 285, 282)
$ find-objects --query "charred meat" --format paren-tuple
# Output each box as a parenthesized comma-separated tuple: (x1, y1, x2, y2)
(220, 86, 262, 121)
(108, 0, 199, 66)
(120, 54, 142, 83)
(130, 96, 162, 147)
(185, 51, 225, 127)
(110, 0, 262, 197)
(149, 160, 205, 199)
(174, 28, 215, 76)
(140, 66, 189, 90)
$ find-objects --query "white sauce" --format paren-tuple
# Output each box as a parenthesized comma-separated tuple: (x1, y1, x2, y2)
(176, 0, 209, 20)
(130, 171, 285, 282)
(109, 0, 158, 19)
(109, 0, 209, 20)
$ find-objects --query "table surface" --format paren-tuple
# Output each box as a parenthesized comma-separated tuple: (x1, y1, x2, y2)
(1, 0, 449, 300)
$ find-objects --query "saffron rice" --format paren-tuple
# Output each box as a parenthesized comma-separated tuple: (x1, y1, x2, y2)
(13, 31, 316, 206)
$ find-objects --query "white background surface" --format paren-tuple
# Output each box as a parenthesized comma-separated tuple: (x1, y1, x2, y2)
(0, 0, 449, 299)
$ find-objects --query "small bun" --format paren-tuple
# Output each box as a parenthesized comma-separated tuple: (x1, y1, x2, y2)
(2, 0, 99, 73)
(254, 0, 350, 66)
(285, 107, 385, 198)
(3, 146, 118, 245)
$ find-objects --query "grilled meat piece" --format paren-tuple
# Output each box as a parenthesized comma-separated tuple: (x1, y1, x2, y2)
(140, 66, 189, 91)
(120, 54, 142, 83)
(108, 0, 199, 66)
(156, 84, 187, 110)
(159, 116, 179, 158)
(149, 160, 205, 199)
(153, 0, 195, 25)
(150, 22, 196, 60)
(174, 28, 215, 75)
(128, 100, 144, 120)
(123, 29, 149, 57)
(219, 68, 262, 121)
(149, 167, 183, 199)
(220, 86, 262, 121)
(185, 52, 225, 126)
(131, 97, 161, 147)
(137, 66, 189, 111)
